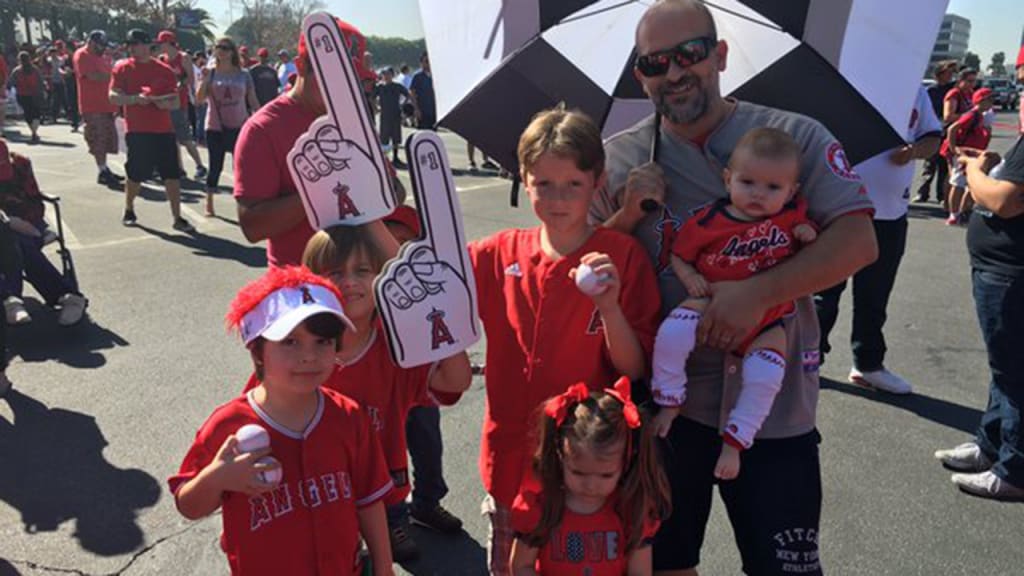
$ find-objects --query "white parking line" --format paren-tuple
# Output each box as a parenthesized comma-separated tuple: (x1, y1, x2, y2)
(46, 207, 81, 249)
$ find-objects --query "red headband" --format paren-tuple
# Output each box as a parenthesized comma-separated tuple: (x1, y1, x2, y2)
(544, 377, 640, 429)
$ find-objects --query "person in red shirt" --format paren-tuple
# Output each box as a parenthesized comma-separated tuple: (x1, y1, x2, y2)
(298, 222, 470, 561)
(469, 107, 661, 575)
(650, 128, 817, 481)
(943, 67, 976, 126)
(943, 88, 995, 225)
(233, 20, 403, 268)
(109, 29, 195, 232)
(6, 51, 43, 143)
(509, 379, 670, 575)
(170, 266, 395, 576)
(157, 30, 207, 181)
(74, 30, 124, 187)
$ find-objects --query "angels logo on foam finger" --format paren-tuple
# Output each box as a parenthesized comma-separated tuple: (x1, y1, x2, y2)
(825, 142, 859, 182)
(427, 307, 456, 350)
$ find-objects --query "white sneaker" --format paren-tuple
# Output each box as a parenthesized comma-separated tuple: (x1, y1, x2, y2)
(849, 367, 912, 395)
(935, 442, 992, 472)
(951, 470, 1024, 501)
(4, 296, 31, 325)
(57, 293, 88, 326)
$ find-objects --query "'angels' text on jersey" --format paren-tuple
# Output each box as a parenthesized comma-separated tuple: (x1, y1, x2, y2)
(249, 470, 353, 531)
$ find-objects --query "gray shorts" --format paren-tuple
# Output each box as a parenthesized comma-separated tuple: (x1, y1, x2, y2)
(170, 108, 192, 144)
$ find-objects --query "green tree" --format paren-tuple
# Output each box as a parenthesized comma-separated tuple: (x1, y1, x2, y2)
(963, 51, 980, 72)
(365, 36, 426, 69)
(987, 51, 1007, 77)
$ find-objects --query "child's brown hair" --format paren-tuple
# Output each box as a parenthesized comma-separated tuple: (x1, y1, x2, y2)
(522, 379, 671, 552)
(517, 105, 605, 178)
(728, 126, 802, 169)
(302, 224, 388, 276)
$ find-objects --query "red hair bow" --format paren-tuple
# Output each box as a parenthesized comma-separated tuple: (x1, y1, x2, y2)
(607, 377, 641, 429)
(544, 377, 641, 429)
(545, 383, 590, 426)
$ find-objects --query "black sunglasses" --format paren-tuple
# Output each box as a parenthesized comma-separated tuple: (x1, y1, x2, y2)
(635, 36, 716, 78)
(215, 44, 233, 51)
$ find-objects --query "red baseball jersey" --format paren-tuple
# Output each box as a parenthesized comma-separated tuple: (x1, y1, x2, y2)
(469, 227, 660, 507)
(169, 389, 392, 576)
(240, 320, 460, 506)
(673, 197, 811, 283)
(511, 480, 659, 575)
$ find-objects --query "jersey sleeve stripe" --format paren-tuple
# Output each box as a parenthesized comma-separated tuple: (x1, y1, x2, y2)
(355, 479, 395, 507)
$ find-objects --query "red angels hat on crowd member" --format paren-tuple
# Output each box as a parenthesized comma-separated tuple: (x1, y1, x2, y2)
(0, 140, 13, 181)
(157, 30, 176, 44)
(972, 87, 994, 104)
(383, 205, 422, 237)
(257, 47, 269, 58)
(1017, 45, 1024, 69)
(226, 266, 355, 346)
(296, 17, 373, 81)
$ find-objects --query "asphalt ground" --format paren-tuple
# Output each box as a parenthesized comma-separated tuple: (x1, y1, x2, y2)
(1, 111, 1022, 576)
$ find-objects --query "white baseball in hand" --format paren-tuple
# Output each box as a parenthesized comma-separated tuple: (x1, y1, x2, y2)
(236, 424, 270, 453)
(575, 263, 609, 296)
(256, 456, 283, 485)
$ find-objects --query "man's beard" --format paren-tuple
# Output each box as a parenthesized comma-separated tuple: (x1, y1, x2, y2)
(655, 75, 709, 125)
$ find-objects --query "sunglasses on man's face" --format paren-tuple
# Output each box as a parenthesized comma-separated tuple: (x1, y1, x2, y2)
(216, 44, 232, 51)
(635, 36, 716, 78)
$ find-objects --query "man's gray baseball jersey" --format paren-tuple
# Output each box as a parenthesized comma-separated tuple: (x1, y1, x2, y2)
(593, 100, 874, 439)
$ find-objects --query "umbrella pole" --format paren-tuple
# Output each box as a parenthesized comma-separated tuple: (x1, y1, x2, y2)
(510, 174, 521, 207)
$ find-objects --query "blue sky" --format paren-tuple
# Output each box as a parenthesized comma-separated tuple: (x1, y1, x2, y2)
(204, 0, 1021, 68)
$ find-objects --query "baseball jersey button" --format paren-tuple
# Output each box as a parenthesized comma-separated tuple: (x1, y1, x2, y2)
(727, 365, 738, 375)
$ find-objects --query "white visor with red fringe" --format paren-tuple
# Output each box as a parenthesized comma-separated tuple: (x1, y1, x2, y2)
(240, 283, 354, 345)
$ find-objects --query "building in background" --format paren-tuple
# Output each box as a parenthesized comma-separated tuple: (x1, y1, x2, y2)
(929, 14, 971, 69)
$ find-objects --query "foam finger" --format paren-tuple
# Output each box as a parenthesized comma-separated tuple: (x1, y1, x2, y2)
(302, 140, 333, 176)
(293, 155, 321, 182)
(301, 13, 380, 168)
(407, 132, 470, 274)
(381, 279, 413, 309)
(394, 263, 428, 302)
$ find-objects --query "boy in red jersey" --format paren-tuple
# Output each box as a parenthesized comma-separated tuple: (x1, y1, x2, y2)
(651, 127, 817, 480)
(170, 267, 395, 575)
(469, 107, 661, 575)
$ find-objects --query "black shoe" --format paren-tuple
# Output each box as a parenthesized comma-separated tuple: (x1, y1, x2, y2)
(481, 159, 499, 171)
(392, 158, 406, 170)
(172, 217, 195, 233)
(389, 523, 420, 563)
(98, 170, 121, 186)
(122, 209, 137, 226)
(410, 502, 463, 534)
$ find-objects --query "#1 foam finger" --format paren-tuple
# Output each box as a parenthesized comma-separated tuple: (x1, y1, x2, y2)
(407, 132, 471, 274)
(302, 12, 377, 160)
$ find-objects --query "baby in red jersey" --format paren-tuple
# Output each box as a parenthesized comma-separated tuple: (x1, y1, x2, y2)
(651, 127, 818, 480)
(169, 267, 395, 576)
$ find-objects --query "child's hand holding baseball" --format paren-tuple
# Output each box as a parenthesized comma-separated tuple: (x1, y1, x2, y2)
(209, 435, 281, 496)
(571, 252, 621, 310)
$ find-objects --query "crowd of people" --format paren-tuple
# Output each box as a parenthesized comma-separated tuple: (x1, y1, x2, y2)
(1, 0, 1023, 574)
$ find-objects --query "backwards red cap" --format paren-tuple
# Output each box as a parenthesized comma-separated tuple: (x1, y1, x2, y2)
(1017, 45, 1024, 69)
(296, 17, 375, 81)
(383, 205, 422, 237)
(972, 87, 993, 105)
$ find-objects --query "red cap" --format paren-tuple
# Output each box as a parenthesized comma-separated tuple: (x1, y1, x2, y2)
(972, 87, 993, 104)
(0, 140, 12, 181)
(296, 17, 372, 80)
(239, 45, 249, 54)
(54, 39, 65, 48)
(257, 47, 269, 58)
(1017, 45, 1024, 68)
(157, 30, 176, 44)
(383, 205, 422, 237)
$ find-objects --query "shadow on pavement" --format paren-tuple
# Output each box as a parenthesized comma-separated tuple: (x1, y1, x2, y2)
(398, 526, 487, 575)
(136, 224, 266, 268)
(907, 202, 948, 220)
(0, 389, 161, 556)
(2, 132, 74, 148)
(0, 559, 21, 576)
(821, 377, 982, 434)
(7, 301, 129, 368)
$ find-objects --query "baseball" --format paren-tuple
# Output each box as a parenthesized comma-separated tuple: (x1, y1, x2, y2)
(256, 456, 283, 485)
(575, 263, 610, 296)
(236, 424, 270, 454)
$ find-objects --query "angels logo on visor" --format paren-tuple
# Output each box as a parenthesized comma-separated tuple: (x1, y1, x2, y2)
(825, 142, 859, 181)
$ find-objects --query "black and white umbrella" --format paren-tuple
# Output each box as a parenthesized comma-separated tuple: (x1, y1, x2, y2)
(418, 0, 948, 173)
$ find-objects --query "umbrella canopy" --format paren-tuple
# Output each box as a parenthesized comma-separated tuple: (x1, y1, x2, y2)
(419, 0, 948, 173)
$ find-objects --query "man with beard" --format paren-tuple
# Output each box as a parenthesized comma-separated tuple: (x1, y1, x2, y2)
(591, 1, 877, 574)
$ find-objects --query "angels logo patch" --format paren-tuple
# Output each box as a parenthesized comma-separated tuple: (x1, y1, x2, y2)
(825, 142, 859, 181)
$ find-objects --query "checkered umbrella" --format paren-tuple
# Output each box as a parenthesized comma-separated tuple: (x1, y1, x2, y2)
(418, 0, 948, 173)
